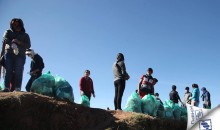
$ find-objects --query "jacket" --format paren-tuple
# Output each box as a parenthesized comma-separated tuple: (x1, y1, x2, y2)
(113, 60, 129, 81)
(30, 54, 44, 75)
(169, 90, 181, 104)
(79, 76, 94, 94)
(191, 88, 200, 102)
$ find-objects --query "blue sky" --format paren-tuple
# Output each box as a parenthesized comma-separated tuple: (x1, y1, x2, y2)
(0, 0, 219, 110)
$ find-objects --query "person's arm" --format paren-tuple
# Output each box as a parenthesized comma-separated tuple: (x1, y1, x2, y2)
(120, 61, 129, 80)
(177, 92, 183, 103)
(137, 78, 143, 94)
(79, 77, 84, 95)
(91, 78, 95, 98)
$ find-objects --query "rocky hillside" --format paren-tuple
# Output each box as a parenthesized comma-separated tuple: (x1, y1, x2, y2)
(0, 92, 186, 130)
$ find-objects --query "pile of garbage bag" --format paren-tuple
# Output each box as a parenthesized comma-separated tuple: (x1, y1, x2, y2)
(31, 71, 74, 102)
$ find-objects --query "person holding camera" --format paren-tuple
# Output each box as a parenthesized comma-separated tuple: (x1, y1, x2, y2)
(113, 53, 130, 110)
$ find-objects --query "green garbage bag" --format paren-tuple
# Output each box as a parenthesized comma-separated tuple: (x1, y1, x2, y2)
(180, 106, 187, 121)
(54, 76, 74, 102)
(81, 95, 90, 107)
(163, 100, 174, 119)
(0, 82, 4, 90)
(173, 104, 181, 120)
(157, 102, 165, 118)
(124, 91, 142, 113)
(30, 71, 55, 97)
(141, 94, 160, 116)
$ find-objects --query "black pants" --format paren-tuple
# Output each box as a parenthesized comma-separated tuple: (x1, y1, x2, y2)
(114, 79, 125, 110)
(25, 74, 41, 92)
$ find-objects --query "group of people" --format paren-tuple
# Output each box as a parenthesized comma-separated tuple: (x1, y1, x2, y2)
(0, 18, 44, 93)
(112, 52, 211, 110)
(0, 18, 212, 111)
(168, 83, 211, 109)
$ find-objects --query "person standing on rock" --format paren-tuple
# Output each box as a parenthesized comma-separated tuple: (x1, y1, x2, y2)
(1, 18, 31, 92)
(25, 49, 44, 92)
(113, 53, 130, 110)
(79, 70, 95, 101)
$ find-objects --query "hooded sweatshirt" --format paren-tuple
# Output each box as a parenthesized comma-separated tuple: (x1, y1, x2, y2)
(2, 18, 31, 55)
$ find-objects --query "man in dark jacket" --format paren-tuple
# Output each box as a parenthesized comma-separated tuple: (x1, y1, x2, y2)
(201, 87, 211, 109)
(25, 49, 44, 92)
(169, 85, 183, 104)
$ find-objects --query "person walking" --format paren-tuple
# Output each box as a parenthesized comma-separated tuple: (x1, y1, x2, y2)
(190, 83, 200, 107)
(25, 49, 44, 92)
(169, 85, 183, 104)
(183, 86, 192, 105)
(113, 53, 130, 110)
(1, 18, 31, 92)
(137, 68, 158, 98)
(79, 70, 95, 101)
(201, 87, 211, 109)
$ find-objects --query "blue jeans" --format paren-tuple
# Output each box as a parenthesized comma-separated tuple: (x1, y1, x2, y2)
(4, 52, 26, 90)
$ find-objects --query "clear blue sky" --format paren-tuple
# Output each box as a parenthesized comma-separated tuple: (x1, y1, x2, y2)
(0, 0, 219, 110)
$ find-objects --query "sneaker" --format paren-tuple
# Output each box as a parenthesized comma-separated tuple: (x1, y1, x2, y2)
(13, 88, 21, 92)
(0, 88, 10, 92)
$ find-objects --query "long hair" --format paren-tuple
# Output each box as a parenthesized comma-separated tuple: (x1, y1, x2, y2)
(10, 18, 26, 33)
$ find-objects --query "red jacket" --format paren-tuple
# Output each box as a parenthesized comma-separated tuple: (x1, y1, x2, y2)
(79, 76, 94, 94)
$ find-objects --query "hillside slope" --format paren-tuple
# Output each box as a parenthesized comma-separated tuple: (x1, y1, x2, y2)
(0, 92, 186, 130)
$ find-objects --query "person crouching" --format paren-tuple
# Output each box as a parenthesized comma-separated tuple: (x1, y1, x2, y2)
(25, 49, 44, 92)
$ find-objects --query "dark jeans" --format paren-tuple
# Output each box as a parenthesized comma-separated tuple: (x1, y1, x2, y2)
(25, 74, 41, 92)
(4, 52, 25, 90)
(114, 79, 125, 110)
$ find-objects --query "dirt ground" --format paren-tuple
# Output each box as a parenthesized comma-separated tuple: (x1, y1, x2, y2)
(0, 92, 186, 130)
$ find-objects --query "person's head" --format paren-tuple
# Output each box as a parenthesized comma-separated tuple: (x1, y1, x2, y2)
(116, 53, 124, 61)
(155, 93, 159, 97)
(84, 70, 90, 77)
(25, 49, 35, 58)
(10, 18, 25, 32)
(172, 85, 176, 91)
(201, 87, 206, 92)
(192, 83, 199, 89)
(147, 68, 153, 75)
(185, 86, 190, 92)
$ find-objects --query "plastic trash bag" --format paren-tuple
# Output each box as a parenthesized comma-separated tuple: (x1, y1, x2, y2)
(163, 100, 174, 119)
(157, 102, 165, 118)
(124, 91, 142, 113)
(0, 82, 4, 90)
(30, 71, 55, 96)
(173, 104, 181, 120)
(81, 95, 90, 107)
(141, 94, 160, 116)
(54, 75, 74, 102)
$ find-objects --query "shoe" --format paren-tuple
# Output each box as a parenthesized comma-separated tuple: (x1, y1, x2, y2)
(13, 88, 21, 92)
(0, 88, 10, 92)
